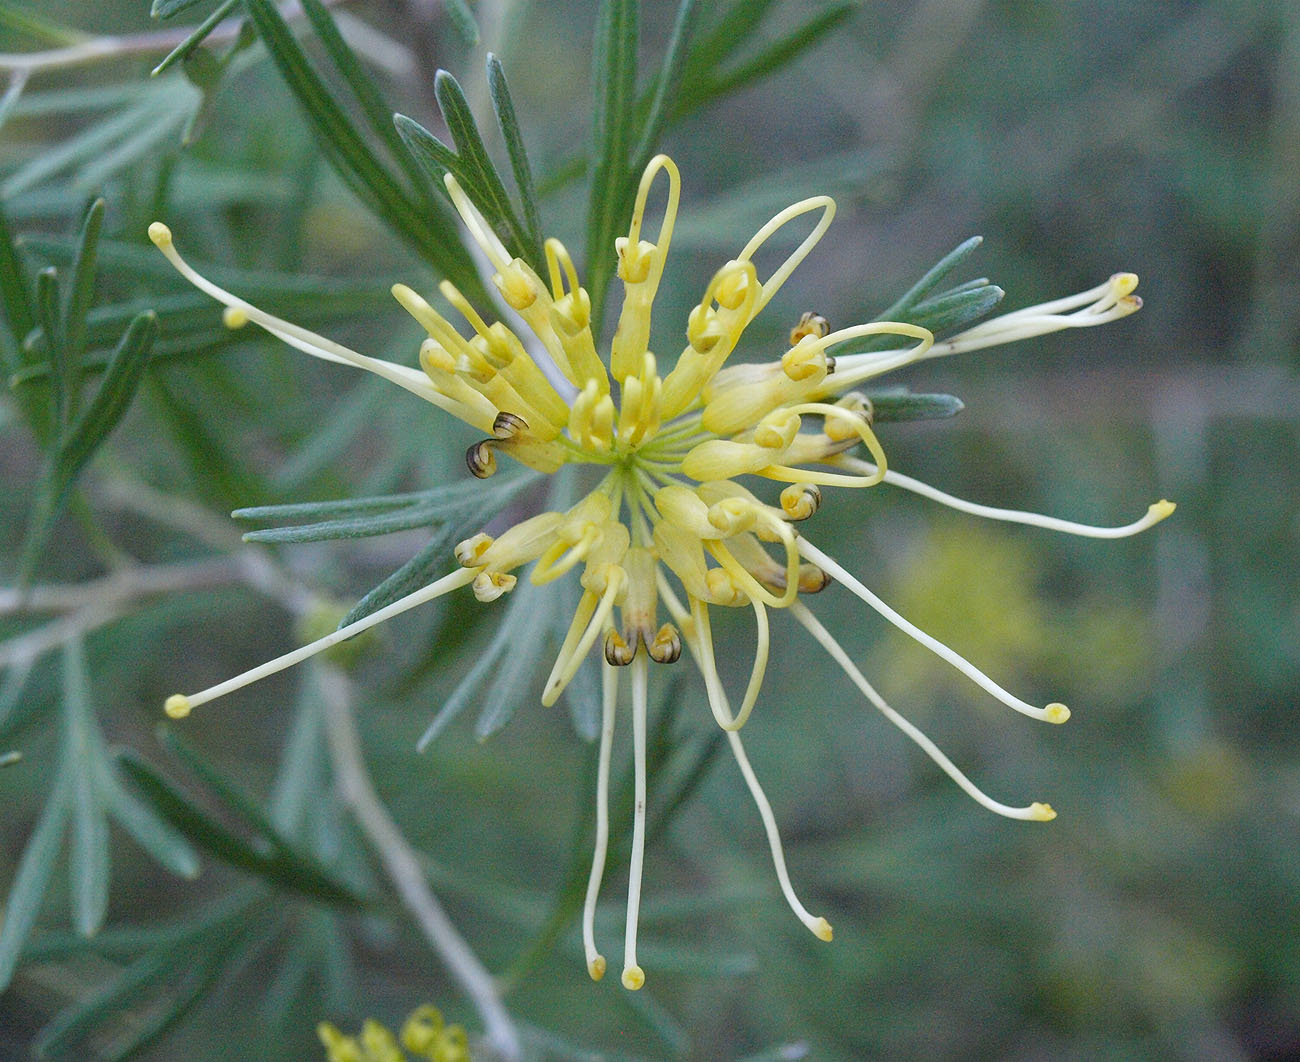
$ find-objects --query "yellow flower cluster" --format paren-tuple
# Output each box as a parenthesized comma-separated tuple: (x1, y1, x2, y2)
(318, 1003, 469, 1062)
(151, 155, 1170, 990)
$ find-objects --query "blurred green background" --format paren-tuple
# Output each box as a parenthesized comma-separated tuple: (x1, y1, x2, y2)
(2, 0, 1298, 1059)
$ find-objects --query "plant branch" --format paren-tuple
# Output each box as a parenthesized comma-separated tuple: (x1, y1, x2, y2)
(316, 662, 522, 1062)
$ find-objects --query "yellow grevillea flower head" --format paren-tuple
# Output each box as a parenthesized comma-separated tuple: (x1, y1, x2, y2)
(319, 1003, 469, 1062)
(151, 155, 1169, 991)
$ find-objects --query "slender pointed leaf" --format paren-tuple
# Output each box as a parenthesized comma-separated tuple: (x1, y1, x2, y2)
(586, 0, 639, 328)
(673, 5, 853, 120)
(55, 311, 158, 488)
(0, 768, 70, 989)
(151, 0, 241, 77)
(61, 199, 105, 409)
(157, 727, 288, 847)
(443, 0, 479, 46)
(31, 891, 267, 1060)
(299, 0, 435, 204)
(909, 283, 1005, 335)
(241, 0, 480, 294)
(63, 641, 110, 938)
(630, 0, 699, 170)
(868, 390, 966, 422)
(35, 266, 65, 428)
(114, 749, 276, 875)
(433, 69, 538, 267)
(340, 472, 535, 625)
(99, 775, 202, 879)
(486, 55, 543, 261)
(19, 310, 159, 582)
(152, 0, 217, 18)
(880, 236, 986, 317)
(0, 204, 35, 358)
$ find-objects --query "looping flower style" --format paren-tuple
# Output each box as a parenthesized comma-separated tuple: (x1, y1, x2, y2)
(149, 154, 1172, 991)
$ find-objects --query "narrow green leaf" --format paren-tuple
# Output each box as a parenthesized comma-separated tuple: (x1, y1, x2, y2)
(393, 113, 457, 186)
(94, 920, 269, 1062)
(69, 763, 109, 938)
(63, 641, 110, 939)
(909, 284, 1005, 335)
(630, 0, 699, 170)
(54, 311, 158, 494)
(61, 199, 105, 401)
(118, 738, 366, 904)
(339, 533, 452, 631)
(433, 69, 536, 267)
(32, 891, 267, 1060)
(239, 500, 449, 543)
(0, 204, 35, 359)
(340, 473, 535, 626)
(298, 0, 435, 205)
(688, 0, 776, 69)
(151, 0, 240, 77)
(880, 236, 986, 317)
(0, 652, 34, 742)
(236, 472, 535, 537)
(473, 579, 548, 739)
(868, 390, 966, 422)
(241, 0, 480, 293)
(443, 0, 479, 46)
(152, 0, 216, 19)
(35, 266, 66, 428)
(157, 728, 287, 847)
(416, 585, 528, 750)
(0, 768, 70, 990)
(0, 2, 84, 44)
(673, 5, 853, 120)
(586, 0, 639, 328)
(100, 775, 202, 879)
(233, 487, 448, 522)
(115, 748, 363, 907)
(486, 55, 544, 262)
(146, 370, 269, 509)
(114, 749, 273, 875)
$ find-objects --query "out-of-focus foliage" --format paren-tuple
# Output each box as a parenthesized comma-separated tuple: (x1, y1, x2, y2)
(2, 0, 1297, 1060)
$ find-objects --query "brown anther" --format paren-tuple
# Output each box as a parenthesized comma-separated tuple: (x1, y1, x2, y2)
(648, 623, 681, 664)
(797, 563, 831, 593)
(492, 411, 528, 439)
(466, 439, 497, 478)
(838, 391, 874, 426)
(604, 629, 637, 667)
(789, 311, 830, 346)
(825, 356, 836, 374)
(780, 482, 822, 521)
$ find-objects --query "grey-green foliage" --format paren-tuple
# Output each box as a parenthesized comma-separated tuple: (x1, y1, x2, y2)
(9, 200, 160, 583)
(394, 61, 546, 273)
(8, 0, 1285, 1059)
(238, 0, 485, 298)
(0, 641, 199, 992)
(25, 681, 364, 1060)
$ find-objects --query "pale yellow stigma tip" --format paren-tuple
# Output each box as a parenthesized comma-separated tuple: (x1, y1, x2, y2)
(588, 956, 606, 982)
(147, 221, 172, 247)
(164, 694, 192, 719)
(222, 307, 249, 329)
(1030, 802, 1057, 821)
(621, 965, 645, 991)
(1150, 499, 1176, 520)
(812, 917, 833, 942)
(1044, 702, 1070, 724)
(1112, 272, 1139, 295)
